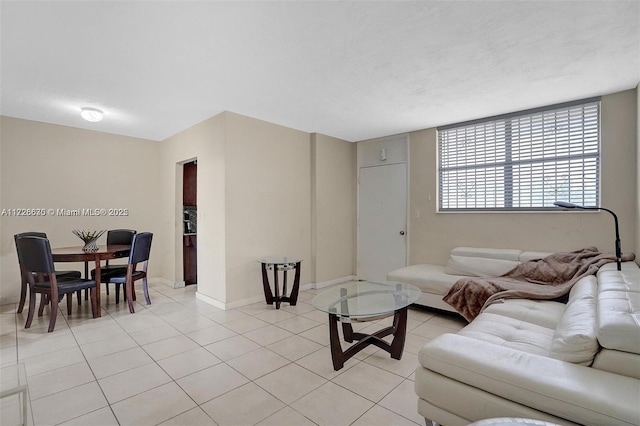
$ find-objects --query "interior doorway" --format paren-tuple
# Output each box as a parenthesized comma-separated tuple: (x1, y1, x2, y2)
(183, 160, 197, 285)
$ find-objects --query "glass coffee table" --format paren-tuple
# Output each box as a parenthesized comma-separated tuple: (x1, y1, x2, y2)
(0, 363, 28, 426)
(312, 281, 421, 370)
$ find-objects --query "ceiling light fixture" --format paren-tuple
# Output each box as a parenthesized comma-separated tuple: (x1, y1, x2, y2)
(80, 107, 104, 122)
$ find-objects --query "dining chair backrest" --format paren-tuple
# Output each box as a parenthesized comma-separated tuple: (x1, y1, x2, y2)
(14, 232, 47, 266)
(16, 236, 55, 275)
(128, 232, 153, 265)
(107, 229, 136, 245)
(14, 232, 47, 241)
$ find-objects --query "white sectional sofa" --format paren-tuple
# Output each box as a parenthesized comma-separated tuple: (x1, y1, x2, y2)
(414, 261, 640, 425)
(387, 247, 551, 313)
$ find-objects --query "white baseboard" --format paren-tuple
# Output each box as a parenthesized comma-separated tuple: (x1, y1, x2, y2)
(195, 292, 226, 310)
(195, 279, 331, 311)
(223, 295, 267, 310)
(311, 275, 357, 290)
(195, 292, 266, 311)
(193, 276, 355, 311)
(0, 295, 18, 306)
(299, 282, 314, 291)
(149, 277, 181, 289)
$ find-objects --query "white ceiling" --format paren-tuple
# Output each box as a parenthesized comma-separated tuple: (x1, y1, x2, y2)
(1, 1, 638, 142)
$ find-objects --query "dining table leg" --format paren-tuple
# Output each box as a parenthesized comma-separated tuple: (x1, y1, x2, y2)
(93, 256, 102, 317)
(84, 261, 89, 300)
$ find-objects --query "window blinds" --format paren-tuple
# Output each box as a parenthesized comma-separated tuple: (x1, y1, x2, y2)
(438, 98, 600, 211)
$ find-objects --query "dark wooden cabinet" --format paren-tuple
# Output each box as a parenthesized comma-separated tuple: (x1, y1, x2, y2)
(183, 235, 197, 285)
(183, 162, 197, 207)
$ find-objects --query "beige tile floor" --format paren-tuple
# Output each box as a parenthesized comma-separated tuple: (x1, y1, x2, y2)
(0, 282, 466, 426)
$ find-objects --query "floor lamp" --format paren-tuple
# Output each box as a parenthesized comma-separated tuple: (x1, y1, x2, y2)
(553, 201, 621, 271)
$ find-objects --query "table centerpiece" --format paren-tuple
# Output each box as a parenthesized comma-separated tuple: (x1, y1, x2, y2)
(72, 229, 106, 252)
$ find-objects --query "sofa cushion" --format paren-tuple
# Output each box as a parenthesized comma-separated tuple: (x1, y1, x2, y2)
(568, 275, 597, 301)
(549, 276, 599, 365)
(597, 262, 640, 293)
(386, 264, 459, 294)
(417, 333, 640, 426)
(592, 348, 640, 379)
(445, 255, 520, 277)
(596, 263, 640, 355)
(483, 299, 565, 329)
(597, 290, 640, 354)
(458, 312, 554, 356)
(415, 368, 575, 425)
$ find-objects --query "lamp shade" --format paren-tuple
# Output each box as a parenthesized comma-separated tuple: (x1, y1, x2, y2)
(553, 201, 580, 209)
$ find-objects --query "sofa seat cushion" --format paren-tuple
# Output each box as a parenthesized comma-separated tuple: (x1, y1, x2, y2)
(415, 368, 578, 425)
(387, 264, 459, 295)
(458, 313, 554, 356)
(598, 263, 640, 293)
(483, 299, 565, 329)
(417, 333, 640, 426)
(592, 348, 640, 379)
(549, 276, 599, 365)
(596, 262, 640, 354)
(597, 290, 640, 353)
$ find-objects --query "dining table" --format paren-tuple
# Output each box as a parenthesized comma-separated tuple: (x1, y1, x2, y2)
(51, 244, 130, 317)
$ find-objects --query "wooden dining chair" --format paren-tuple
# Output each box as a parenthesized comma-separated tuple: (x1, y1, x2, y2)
(90, 229, 136, 299)
(14, 232, 82, 314)
(106, 232, 153, 313)
(16, 236, 97, 332)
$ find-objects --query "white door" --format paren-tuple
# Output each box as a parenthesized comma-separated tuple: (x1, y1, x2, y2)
(358, 163, 407, 281)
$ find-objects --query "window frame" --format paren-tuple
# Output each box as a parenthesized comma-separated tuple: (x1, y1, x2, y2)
(437, 97, 601, 212)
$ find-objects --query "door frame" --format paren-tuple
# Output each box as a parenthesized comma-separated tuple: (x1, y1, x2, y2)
(356, 134, 410, 279)
(174, 157, 198, 288)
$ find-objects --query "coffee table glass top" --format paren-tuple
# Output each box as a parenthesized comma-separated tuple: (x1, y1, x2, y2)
(312, 281, 421, 319)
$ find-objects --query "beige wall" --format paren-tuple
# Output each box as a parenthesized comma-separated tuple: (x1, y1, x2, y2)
(224, 112, 312, 304)
(0, 112, 357, 309)
(159, 114, 227, 302)
(409, 89, 638, 265)
(6, 89, 628, 307)
(161, 113, 354, 307)
(600, 89, 637, 258)
(0, 117, 162, 304)
(311, 133, 356, 283)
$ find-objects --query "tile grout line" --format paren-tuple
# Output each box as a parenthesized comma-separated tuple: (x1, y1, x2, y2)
(133, 297, 218, 426)
(10, 283, 448, 426)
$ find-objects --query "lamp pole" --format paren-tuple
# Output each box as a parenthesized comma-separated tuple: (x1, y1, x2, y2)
(553, 201, 621, 271)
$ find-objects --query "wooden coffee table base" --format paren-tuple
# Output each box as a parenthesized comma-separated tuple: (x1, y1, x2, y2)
(328, 306, 408, 371)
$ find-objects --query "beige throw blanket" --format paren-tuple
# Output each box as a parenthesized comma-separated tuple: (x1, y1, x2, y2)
(443, 247, 635, 322)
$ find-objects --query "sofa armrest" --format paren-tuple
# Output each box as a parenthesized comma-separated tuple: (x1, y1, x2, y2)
(418, 334, 640, 426)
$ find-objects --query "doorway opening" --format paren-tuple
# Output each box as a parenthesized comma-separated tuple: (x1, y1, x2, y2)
(183, 160, 197, 285)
